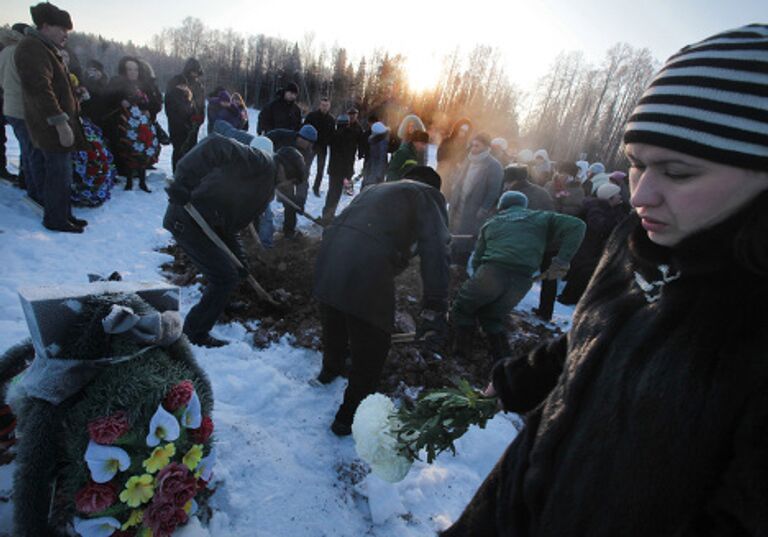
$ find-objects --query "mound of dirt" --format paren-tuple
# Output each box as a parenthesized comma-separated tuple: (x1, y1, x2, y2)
(160, 233, 561, 395)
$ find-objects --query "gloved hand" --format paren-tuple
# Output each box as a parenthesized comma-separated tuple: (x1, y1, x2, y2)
(416, 309, 448, 349)
(542, 257, 570, 280)
(165, 184, 191, 206)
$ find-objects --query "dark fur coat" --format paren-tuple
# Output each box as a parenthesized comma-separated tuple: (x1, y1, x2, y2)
(443, 195, 768, 536)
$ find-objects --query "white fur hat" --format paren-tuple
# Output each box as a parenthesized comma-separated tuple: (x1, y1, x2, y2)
(491, 137, 509, 151)
(596, 182, 621, 200)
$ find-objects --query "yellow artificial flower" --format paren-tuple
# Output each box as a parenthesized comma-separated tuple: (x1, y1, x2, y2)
(142, 443, 176, 474)
(182, 444, 204, 471)
(119, 474, 154, 507)
(122, 509, 144, 530)
(184, 500, 193, 513)
(139, 528, 153, 537)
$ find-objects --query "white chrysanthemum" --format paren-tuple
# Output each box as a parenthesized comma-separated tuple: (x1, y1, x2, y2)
(84, 441, 130, 483)
(73, 516, 121, 537)
(130, 105, 140, 116)
(127, 131, 137, 141)
(146, 404, 181, 447)
(182, 390, 202, 429)
(128, 118, 140, 128)
(352, 393, 413, 483)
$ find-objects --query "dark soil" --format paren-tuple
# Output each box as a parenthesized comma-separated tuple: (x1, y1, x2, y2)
(160, 233, 561, 396)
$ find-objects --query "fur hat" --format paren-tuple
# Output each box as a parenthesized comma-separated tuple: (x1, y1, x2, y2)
(403, 165, 441, 190)
(623, 24, 768, 170)
(298, 124, 318, 143)
(12, 22, 30, 35)
(503, 165, 528, 183)
(491, 138, 509, 151)
(30, 2, 72, 30)
(275, 146, 306, 182)
(284, 82, 299, 94)
(597, 183, 622, 200)
(411, 130, 430, 144)
(497, 190, 529, 210)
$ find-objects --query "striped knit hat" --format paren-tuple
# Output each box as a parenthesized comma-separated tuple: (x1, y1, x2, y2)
(624, 24, 768, 171)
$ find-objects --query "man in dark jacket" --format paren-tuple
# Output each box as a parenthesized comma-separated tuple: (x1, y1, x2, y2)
(163, 135, 306, 347)
(502, 165, 554, 211)
(257, 82, 302, 135)
(322, 114, 360, 222)
(15, 2, 88, 233)
(265, 125, 317, 238)
(314, 166, 451, 436)
(165, 58, 205, 172)
(453, 191, 585, 362)
(304, 97, 335, 196)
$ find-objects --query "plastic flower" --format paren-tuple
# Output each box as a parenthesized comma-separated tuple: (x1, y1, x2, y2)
(181, 390, 202, 429)
(85, 441, 131, 483)
(146, 405, 181, 447)
(182, 444, 203, 471)
(120, 474, 155, 507)
(122, 508, 144, 530)
(164, 380, 194, 412)
(352, 393, 413, 483)
(184, 499, 198, 516)
(195, 448, 216, 482)
(73, 516, 121, 537)
(143, 443, 177, 474)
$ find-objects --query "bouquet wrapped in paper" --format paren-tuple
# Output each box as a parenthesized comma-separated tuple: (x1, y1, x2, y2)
(352, 380, 498, 483)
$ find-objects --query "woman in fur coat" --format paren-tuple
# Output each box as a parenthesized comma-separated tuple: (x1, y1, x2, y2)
(442, 24, 768, 537)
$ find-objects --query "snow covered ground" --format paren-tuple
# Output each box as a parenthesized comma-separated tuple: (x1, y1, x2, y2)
(0, 110, 573, 535)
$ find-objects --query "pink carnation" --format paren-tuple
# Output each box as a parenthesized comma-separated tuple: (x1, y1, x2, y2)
(156, 462, 197, 507)
(164, 380, 195, 412)
(74, 480, 117, 514)
(87, 411, 130, 445)
(144, 498, 188, 537)
(189, 416, 214, 443)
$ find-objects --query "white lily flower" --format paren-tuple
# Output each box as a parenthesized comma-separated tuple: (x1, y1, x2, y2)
(73, 516, 121, 537)
(197, 448, 216, 482)
(182, 390, 202, 429)
(352, 393, 413, 483)
(146, 404, 181, 447)
(84, 441, 130, 483)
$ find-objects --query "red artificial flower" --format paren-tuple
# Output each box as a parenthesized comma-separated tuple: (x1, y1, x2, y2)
(156, 462, 197, 507)
(189, 416, 213, 443)
(137, 124, 154, 145)
(144, 498, 188, 537)
(164, 380, 195, 412)
(88, 411, 130, 445)
(74, 480, 117, 514)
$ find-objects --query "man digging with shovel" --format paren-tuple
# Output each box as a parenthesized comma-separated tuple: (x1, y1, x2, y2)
(163, 133, 306, 347)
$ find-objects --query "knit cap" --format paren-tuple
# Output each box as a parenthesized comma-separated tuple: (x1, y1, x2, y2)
(623, 24, 768, 170)
(371, 122, 388, 135)
(596, 183, 621, 200)
(497, 191, 529, 210)
(298, 124, 318, 143)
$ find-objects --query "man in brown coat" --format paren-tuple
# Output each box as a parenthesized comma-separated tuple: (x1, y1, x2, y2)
(15, 3, 87, 233)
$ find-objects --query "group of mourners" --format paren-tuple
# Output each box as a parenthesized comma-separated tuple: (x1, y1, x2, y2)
(0, 2, 207, 233)
(1, 4, 767, 536)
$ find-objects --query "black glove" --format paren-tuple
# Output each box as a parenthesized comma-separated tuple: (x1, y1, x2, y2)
(416, 309, 448, 350)
(165, 184, 191, 206)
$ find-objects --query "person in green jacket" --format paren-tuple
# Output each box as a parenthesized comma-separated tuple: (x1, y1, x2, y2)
(385, 129, 428, 182)
(451, 190, 585, 362)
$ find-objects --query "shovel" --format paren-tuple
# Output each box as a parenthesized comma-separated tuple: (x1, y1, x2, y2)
(274, 190, 325, 227)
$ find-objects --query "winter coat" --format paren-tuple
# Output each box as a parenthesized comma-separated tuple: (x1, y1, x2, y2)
(569, 198, 628, 273)
(164, 60, 205, 138)
(362, 129, 390, 188)
(14, 28, 87, 152)
(443, 202, 768, 537)
(0, 28, 25, 119)
(314, 180, 451, 333)
(102, 76, 162, 122)
(448, 151, 504, 237)
(164, 134, 276, 239)
(257, 93, 302, 134)
(437, 135, 468, 167)
(471, 206, 585, 275)
(503, 179, 555, 212)
(546, 179, 585, 217)
(303, 109, 336, 147)
(328, 125, 359, 179)
(80, 69, 109, 122)
(386, 141, 418, 182)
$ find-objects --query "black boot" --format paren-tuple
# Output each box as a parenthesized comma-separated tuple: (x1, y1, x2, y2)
(452, 325, 476, 360)
(139, 174, 152, 193)
(487, 331, 512, 364)
(124, 173, 133, 191)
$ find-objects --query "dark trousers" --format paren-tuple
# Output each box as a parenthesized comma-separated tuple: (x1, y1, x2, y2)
(170, 125, 200, 172)
(39, 150, 73, 228)
(322, 174, 345, 220)
(282, 180, 308, 234)
(537, 252, 558, 320)
(6, 116, 34, 187)
(0, 111, 7, 171)
(163, 204, 240, 340)
(311, 145, 328, 193)
(320, 303, 391, 425)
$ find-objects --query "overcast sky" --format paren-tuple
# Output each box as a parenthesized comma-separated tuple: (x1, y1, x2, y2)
(2, 0, 765, 92)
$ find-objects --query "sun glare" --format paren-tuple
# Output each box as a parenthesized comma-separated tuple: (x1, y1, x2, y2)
(405, 53, 442, 94)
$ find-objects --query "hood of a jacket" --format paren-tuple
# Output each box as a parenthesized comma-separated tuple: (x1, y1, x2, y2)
(0, 28, 24, 48)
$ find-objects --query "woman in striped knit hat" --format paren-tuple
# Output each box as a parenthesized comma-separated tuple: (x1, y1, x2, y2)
(443, 25, 768, 537)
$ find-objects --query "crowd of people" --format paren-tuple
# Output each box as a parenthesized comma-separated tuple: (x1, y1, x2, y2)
(1, 4, 767, 536)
